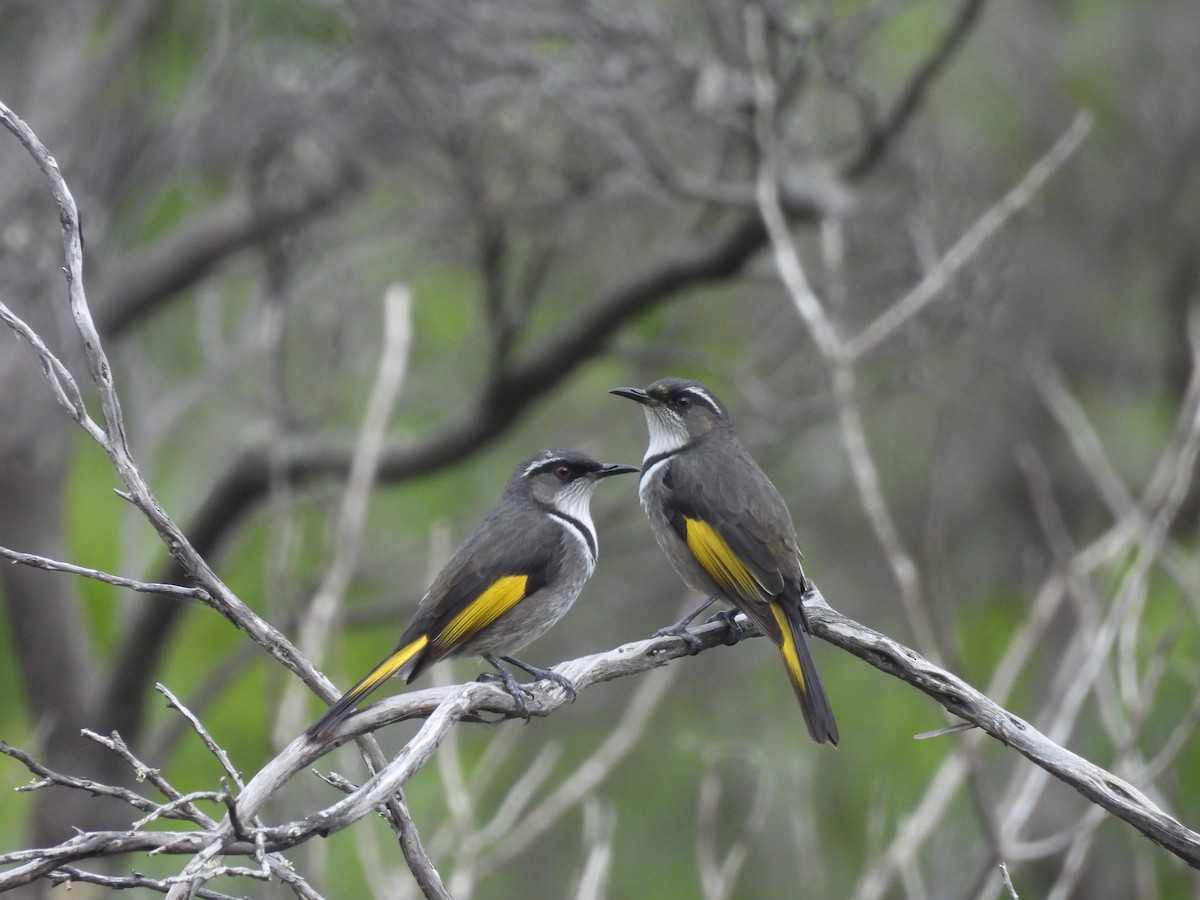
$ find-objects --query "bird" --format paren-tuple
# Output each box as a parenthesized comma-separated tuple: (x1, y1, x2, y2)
(610, 377, 838, 746)
(306, 449, 639, 740)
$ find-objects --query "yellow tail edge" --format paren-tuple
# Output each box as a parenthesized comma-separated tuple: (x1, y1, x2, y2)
(769, 602, 839, 747)
(306, 634, 429, 740)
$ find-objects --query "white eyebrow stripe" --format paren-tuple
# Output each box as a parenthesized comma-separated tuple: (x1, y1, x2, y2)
(688, 387, 723, 414)
(522, 456, 557, 478)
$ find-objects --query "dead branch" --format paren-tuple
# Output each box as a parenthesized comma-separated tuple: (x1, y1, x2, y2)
(4, 597, 1200, 894)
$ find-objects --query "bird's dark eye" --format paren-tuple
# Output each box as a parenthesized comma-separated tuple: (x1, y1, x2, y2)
(555, 465, 572, 480)
(676, 395, 691, 409)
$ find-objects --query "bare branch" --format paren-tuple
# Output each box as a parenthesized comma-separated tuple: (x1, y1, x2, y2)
(843, 0, 991, 180)
(806, 593, 1200, 867)
(0, 97, 342, 728)
(4, 591, 1200, 892)
(156, 685, 245, 793)
(847, 111, 1094, 361)
(0, 546, 208, 601)
(47, 867, 243, 900)
(0, 739, 186, 822)
(747, 5, 937, 654)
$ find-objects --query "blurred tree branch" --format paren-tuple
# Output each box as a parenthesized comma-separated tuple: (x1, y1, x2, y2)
(94, 163, 360, 338)
(101, 0, 992, 751)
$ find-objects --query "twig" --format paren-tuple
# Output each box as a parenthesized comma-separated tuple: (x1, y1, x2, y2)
(80, 729, 207, 821)
(157, 684, 245, 791)
(998, 862, 1020, 899)
(0, 301, 107, 445)
(132, 793, 228, 829)
(572, 799, 616, 900)
(0, 546, 208, 600)
(846, 111, 1094, 361)
(47, 867, 243, 900)
(0, 740, 185, 822)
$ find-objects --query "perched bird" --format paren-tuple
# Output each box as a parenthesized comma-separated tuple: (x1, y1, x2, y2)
(307, 450, 638, 740)
(610, 378, 838, 746)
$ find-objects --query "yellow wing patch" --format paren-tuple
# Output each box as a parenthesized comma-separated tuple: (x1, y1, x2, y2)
(770, 602, 806, 694)
(684, 517, 762, 600)
(437, 575, 529, 646)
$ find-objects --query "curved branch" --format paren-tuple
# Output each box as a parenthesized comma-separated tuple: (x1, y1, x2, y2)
(7, 593, 1200, 893)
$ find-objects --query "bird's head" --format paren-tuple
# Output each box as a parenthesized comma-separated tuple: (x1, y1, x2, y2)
(609, 378, 730, 458)
(514, 450, 638, 516)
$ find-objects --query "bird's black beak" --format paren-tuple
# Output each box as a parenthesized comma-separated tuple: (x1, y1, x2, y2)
(609, 386, 651, 405)
(597, 462, 641, 478)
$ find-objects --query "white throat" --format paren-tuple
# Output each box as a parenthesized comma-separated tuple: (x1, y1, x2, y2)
(642, 407, 688, 462)
(550, 481, 600, 565)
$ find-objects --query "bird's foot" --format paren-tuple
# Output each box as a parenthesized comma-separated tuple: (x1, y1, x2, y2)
(654, 621, 704, 654)
(654, 597, 721, 654)
(704, 609, 744, 646)
(478, 656, 533, 720)
(500, 656, 577, 702)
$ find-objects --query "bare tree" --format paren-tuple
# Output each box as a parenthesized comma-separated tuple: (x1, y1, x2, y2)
(3, 1, 1200, 897)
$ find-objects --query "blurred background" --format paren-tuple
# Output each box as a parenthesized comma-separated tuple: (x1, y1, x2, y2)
(2, 1, 1199, 897)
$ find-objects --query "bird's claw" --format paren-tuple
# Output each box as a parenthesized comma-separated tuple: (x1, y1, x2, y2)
(704, 609, 744, 646)
(476, 670, 534, 720)
(654, 621, 704, 655)
(500, 656, 578, 702)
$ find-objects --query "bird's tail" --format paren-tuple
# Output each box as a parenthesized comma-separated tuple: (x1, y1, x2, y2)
(306, 635, 429, 741)
(769, 600, 839, 746)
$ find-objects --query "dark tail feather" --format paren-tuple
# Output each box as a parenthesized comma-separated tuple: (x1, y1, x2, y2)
(769, 601, 839, 746)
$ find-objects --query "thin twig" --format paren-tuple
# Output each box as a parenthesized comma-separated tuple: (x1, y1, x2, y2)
(47, 867, 243, 900)
(157, 684, 245, 791)
(0, 740, 185, 822)
(847, 111, 1094, 360)
(0, 300, 107, 445)
(0, 546, 208, 600)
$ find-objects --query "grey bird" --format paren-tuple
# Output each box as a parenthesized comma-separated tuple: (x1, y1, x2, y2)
(610, 378, 838, 746)
(307, 450, 639, 740)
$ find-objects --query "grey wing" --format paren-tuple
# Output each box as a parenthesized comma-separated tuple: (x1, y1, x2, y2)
(404, 504, 562, 677)
(689, 445, 802, 579)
